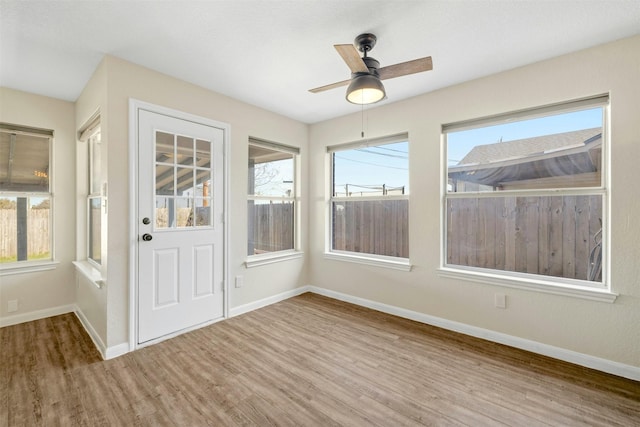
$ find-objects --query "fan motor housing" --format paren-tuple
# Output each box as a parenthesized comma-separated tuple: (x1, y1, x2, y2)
(355, 33, 377, 53)
(361, 57, 381, 75)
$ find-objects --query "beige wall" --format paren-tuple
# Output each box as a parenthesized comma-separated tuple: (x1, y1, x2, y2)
(102, 56, 309, 348)
(0, 88, 76, 319)
(2, 35, 638, 371)
(308, 35, 640, 368)
(75, 60, 108, 346)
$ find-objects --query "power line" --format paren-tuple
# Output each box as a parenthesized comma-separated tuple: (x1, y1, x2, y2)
(334, 155, 408, 170)
(372, 145, 408, 154)
(354, 148, 408, 159)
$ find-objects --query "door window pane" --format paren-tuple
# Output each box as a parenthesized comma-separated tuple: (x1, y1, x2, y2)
(195, 139, 211, 167)
(176, 135, 194, 165)
(156, 165, 174, 196)
(154, 131, 214, 230)
(155, 131, 174, 162)
(176, 167, 194, 197)
(155, 197, 173, 229)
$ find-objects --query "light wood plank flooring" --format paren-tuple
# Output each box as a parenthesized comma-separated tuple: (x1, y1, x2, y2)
(2, 292, 639, 426)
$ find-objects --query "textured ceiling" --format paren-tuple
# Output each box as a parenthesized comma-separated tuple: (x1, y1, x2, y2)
(1, 1, 639, 124)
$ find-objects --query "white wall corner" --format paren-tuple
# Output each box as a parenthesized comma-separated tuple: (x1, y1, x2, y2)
(306, 286, 640, 382)
(74, 307, 108, 359)
(104, 342, 131, 360)
(74, 306, 130, 360)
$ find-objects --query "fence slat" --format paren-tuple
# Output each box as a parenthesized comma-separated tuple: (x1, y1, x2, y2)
(447, 195, 601, 282)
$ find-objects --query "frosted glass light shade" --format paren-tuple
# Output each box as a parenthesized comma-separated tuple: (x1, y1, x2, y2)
(346, 74, 386, 104)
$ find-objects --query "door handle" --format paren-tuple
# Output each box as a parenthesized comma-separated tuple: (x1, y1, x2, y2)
(142, 233, 153, 241)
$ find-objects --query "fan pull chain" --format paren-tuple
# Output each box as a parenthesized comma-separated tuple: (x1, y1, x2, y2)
(361, 103, 364, 138)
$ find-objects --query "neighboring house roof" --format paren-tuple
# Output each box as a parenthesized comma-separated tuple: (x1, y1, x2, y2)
(449, 128, 602, 187)
(458, 128, 601, 166)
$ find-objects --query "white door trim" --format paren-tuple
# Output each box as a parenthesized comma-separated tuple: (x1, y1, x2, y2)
(128, 98, 230, 351)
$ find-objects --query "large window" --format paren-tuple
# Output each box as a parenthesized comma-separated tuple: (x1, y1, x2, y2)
(329, 134, 409, 260)
(443, 95, 608, 289)
(247, 139, 299, 256)
(0, 124, 53, 266)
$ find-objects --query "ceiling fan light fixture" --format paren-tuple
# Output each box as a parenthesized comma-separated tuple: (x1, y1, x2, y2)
(346, 73, 386, 105)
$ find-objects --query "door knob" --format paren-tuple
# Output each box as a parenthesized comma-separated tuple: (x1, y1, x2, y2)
(142, 217, 151, 225)
(142, 233, 153, 241)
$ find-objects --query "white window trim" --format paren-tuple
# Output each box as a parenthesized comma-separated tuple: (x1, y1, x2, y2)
(247, 138, 300, 262)
(324, 250, 412, 272)
(441, 95, 611, 298)
(78, 113, 106, 275)
(72, 260, 105, 289)
(0, 260, 59, 276)
(327, 133, 411, 264)
(245, 249, 304, 268)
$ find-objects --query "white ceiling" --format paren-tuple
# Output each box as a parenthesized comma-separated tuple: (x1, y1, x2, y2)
(1, 1, 639, 124)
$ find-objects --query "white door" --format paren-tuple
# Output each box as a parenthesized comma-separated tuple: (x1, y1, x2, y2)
(137, 109, 224, 344)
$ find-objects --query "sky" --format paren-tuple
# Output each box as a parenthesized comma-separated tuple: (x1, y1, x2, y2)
(250, 106, 602, 198)
(333, 141, 409, 196)
(447, 107, 603, 166)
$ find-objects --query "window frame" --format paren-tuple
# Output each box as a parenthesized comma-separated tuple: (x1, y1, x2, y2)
(85, 123, 102, 267)
(246, 138, 301, 267)
(326, 133, 411, 270)
(0, 124, 56, 275)
(439, 95, 615, 301)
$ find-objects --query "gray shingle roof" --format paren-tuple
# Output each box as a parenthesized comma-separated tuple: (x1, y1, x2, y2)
(458, 128, 601, 165)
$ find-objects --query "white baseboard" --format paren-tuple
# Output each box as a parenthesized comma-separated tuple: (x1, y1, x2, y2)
(105, 342, 130, 359)
(73, 307, 108, 359)
(307, 286, 640, 382)
(5, 286, 638, 381)
(0, 304, 75, 328)
(229, 286, 311, 318)
(74, 307, 130, 360)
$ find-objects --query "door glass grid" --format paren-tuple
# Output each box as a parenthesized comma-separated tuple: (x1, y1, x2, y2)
(155, 131, 213, 229)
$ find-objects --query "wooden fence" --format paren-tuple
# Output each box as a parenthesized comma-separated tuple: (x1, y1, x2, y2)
(0, 209, 50, 260)
(1, 198, 603, 281)
(447, 195, 602, 281)
(249, 202, 294, 253)
(332, 199, 409, 258)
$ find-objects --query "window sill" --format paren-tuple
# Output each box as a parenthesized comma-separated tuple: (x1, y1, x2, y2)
(73, 260, 106, 289)
(437, 267, 617, 303)
(324, 251, 412, 272)
(0, 260, 59, 276)
(245, 250, 304, 268)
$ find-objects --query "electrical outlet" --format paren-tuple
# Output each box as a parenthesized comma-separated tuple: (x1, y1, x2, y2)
(235, 275, 244, 288)
(494, 293, 507, 309)
(8, 299, 18, 313)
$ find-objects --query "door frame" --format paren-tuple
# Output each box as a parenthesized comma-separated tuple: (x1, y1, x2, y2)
(128, 99, 230, 350)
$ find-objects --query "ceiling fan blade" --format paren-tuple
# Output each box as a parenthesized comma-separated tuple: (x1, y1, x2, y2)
(334, 44, 369, 73)
(309, 78, 351, 93)
(378, 56, 433, 80)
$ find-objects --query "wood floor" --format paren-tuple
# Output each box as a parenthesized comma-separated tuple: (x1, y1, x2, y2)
(1, 293, 639, 426)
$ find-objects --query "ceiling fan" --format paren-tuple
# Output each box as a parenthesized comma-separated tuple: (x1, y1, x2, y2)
(309, 33, 433, 105)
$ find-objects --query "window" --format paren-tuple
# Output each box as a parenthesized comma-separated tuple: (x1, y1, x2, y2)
(80, 118, 102, 265)
(247, 138, 299, 256)
(328, 134, 409, 260)
(0, 124, 53, 266)
(443, 95, 608, 290)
